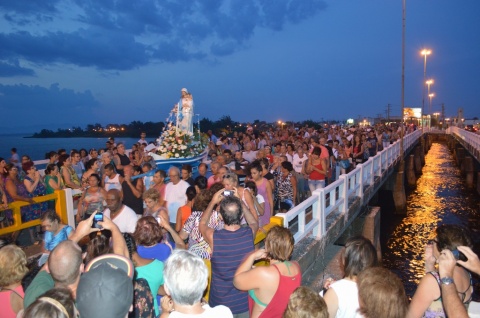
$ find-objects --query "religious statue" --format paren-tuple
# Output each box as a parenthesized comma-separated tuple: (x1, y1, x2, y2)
(175, 88, 194, 134)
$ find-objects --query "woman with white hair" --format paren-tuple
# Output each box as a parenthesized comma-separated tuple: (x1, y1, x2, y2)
(160, 250, 233, 317)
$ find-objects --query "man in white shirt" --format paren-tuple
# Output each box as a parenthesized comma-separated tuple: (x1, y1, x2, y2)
(162, 250, 233, 317)
(242, 142, 257, 163)
(138, 132, 148, 146)
(103, 189, 138, 233)
(164, 166, 189, 228)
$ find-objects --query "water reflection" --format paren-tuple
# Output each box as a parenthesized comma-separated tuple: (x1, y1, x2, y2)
(382, 142, 480, 298)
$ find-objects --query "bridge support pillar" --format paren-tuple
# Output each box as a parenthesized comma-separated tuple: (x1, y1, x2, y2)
(407, 155, 416, 187)
(362, 206, 382, 264)
(477, 172, 480, 195)
(420, 137, 426, 165)
(465, 156, 475, 188)
(393, 162, 406, 214)
(456, 148, 465, 168)
(414, 146, 423, 174)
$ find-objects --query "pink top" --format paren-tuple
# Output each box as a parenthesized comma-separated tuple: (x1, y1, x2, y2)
(0, 285, 24, 318)
(256, 178, 271, 227)
(248, 262, 301, 318)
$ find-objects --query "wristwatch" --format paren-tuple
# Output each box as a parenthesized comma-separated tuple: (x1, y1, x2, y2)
(440, 277, 454, 285)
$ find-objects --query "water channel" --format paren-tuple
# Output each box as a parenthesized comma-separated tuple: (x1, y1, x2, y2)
(380, 142, 480, 299)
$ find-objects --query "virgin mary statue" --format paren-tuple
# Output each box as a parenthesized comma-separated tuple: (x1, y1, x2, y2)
(176, 88, 194, 134)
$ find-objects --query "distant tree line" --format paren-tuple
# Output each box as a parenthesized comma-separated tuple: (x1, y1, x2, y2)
(30, 115, 343, 138)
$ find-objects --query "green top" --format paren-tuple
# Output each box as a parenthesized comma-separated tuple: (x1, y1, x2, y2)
(45, 175, 58, 194)
(24, 270, 54, 308)
(136, 259, 164, 316)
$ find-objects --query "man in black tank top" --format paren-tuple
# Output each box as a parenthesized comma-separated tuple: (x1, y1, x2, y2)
(113, 142, 131, 177)
(121, 165, 144, 215)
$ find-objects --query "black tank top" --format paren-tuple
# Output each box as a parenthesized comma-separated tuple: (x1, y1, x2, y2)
(116, 153, 130, 177)
(122, 178, 143, 215)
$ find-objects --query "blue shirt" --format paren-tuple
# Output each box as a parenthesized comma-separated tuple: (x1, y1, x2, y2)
(44, 226, 73, 251)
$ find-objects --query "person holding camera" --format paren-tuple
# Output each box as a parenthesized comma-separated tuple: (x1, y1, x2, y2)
(199, 187, 259, 317)
(407, 224, 473, 318)
(437, 246, 480, 318)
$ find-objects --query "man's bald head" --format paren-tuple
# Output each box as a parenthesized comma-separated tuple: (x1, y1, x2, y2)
(48, 240, 83, 286)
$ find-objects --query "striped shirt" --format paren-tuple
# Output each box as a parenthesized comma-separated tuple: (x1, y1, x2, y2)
(209, 227, 254, 314)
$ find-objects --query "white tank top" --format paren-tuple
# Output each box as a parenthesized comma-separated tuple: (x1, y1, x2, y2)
(104, 174, 122, 191)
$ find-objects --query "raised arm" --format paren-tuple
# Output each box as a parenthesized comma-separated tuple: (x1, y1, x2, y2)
(161, 213, 186, 250)
(239, 191, 259, 235)
(457, 246, 480, 275)
(233, 249, 268, 291)
(98, 215, 129, 258)
(199, 189, 223, 251)
(24, 172, 40, 193)
(124, 175, 143, 198)
(438, 250, 469, 318)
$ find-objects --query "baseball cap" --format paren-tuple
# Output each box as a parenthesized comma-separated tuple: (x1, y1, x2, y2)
(77, 254, 134, 318)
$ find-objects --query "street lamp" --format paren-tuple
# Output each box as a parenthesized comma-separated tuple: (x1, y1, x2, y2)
(426, 79, 434, 114)
(421, 49, 432, 127)
(278, 120, 284, 129)
(428, 93, 435, 121)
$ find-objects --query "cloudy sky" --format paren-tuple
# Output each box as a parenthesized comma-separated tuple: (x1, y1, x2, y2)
(1, 0, 479, 133)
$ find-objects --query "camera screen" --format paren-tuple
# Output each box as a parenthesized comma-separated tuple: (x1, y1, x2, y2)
(92, 213, 103, 228)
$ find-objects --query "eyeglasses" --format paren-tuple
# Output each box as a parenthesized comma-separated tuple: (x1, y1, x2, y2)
(223, 174, 232, 179)
(428, 239, 438, 245)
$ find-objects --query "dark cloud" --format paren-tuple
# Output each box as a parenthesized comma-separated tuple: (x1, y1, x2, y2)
(0, 60, 35, 77)
(0, 29, 149, 70)
(0, 0, 60, 14)
(210, 41, 239, 57)
(0, 83, 99, 125)
(0, 0, 327, 70)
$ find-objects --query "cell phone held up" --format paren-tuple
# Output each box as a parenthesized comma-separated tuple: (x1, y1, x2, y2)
(92, 212, 104, 229)
(223, 190, 232, 197)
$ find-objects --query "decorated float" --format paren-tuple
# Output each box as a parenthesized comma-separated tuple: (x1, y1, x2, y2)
(148, 88, 208, 171)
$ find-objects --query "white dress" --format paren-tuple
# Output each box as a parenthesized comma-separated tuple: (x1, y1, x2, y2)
(177, 95, 194, 134)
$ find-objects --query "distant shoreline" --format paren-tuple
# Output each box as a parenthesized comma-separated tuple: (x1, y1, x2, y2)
(24, 134, 140, 139)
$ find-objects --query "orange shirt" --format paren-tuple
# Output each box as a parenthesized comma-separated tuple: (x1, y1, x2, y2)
(179, 205, 192, 228)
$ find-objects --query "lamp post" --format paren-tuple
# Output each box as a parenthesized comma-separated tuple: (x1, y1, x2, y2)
(426, 79, 434, 114)
(428, 93, 435, 127)
(421, 49, 432, 128)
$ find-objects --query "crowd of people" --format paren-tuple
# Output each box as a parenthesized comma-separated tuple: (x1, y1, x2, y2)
(2, 122, 478, 317)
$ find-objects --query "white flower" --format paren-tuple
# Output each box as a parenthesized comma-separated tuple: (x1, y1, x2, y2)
(175, 153, 179, 158)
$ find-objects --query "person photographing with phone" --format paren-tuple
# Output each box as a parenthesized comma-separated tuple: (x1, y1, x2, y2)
(407, 224, 473, 318)
(199, 186, 259, 317)
(438, 246, 480, 318)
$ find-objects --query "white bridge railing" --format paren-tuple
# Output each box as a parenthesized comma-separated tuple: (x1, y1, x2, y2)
(276, 129, 422, 243)
(447, 126, 480, 154)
